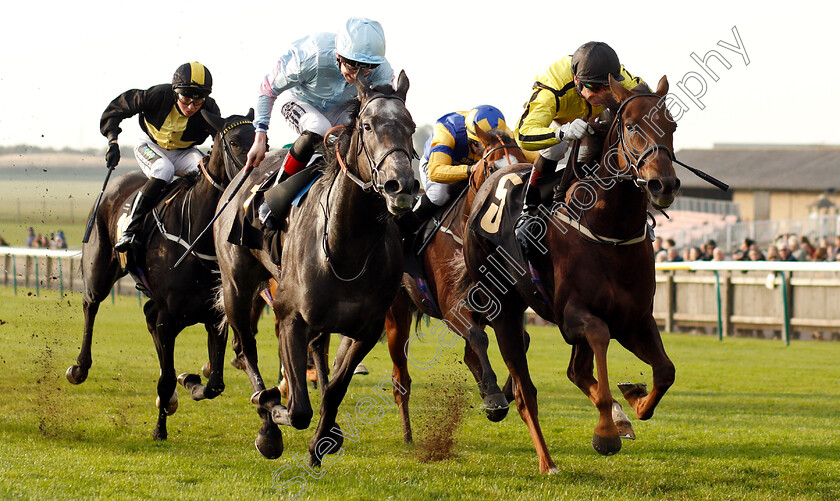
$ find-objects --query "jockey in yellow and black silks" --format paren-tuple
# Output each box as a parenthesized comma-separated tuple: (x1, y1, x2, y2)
(100, 61, 219, 252)
(513, 42, 649, 248)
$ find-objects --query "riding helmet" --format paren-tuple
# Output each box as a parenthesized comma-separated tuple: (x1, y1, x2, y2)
(172, 62, 213, 98)
(571, 42, 625, 84)
(335, 17, 386, 65)
(465, 105, 507, 141)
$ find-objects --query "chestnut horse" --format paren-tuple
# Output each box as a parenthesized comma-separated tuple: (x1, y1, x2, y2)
(384, 126, 528, 443)
(462, 75, 679, 473)
(66, 110, 254, 440)
(213, 72, 418, 464)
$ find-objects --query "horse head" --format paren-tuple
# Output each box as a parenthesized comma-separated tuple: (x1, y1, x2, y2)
(607, 75, 680, 209)
(351, 70, 420, 215)
(471, 126, 528, 190)
(201, 108, 255, 184)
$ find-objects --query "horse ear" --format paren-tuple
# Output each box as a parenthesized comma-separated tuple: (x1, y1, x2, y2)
(247, 108, 255, 121)
(395, 70, 409, 100)
(355, 72, 372, 102)
(608, 74, 632, 102)
(474, 121, 492, 146)
(201, 109, 226, 134)
(655, 75, 669, 96)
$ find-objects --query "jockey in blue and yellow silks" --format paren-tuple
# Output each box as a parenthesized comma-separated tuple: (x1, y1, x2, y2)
(405, 105, 535, 233)
(513, 41, 649, 248)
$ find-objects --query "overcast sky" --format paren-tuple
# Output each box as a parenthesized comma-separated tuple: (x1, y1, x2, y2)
(1, 0, 837, 154)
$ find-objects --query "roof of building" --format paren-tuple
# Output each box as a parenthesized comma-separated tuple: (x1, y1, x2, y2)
(673, 145, 840, 192)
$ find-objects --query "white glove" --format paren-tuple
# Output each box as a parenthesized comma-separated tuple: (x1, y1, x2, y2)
(555, 119, 594, 142)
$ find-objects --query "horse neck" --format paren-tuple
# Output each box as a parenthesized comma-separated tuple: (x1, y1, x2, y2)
(323, 148, 389, 263)
(572, 140, 648, 237)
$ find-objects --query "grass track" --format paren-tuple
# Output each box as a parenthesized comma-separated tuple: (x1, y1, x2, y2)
(0, 287, 838, 500)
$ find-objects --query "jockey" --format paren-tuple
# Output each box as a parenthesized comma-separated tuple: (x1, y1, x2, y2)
(100, 62, 220, 252)
(247, 17, 395, 228)
(410, 105, 537, 228)
(513, 42, 648, 246)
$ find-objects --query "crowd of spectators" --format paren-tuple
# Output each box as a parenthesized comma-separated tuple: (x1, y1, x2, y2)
(24, 227, 68, 249)
(654, 234, 840, 263)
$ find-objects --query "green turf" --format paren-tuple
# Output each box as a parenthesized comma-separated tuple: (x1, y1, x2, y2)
(0, 286, 838, 500)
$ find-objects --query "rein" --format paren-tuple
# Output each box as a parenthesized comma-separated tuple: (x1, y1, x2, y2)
(469, 141, 522, 193)
(553, 94, 670, 246)
(321, 92, 414, 282)
(334, 94, 416, 195)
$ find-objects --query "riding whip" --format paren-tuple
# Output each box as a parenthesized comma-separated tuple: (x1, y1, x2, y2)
(673, 158, 729, 192)
(173, 165, 254, 268)
(82, 165, 115, 243)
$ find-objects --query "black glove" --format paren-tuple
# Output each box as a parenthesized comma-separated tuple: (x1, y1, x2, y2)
(106, 142, 120, 168)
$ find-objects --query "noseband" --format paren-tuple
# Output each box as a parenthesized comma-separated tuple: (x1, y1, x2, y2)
(335, 93, 416, 196)
(610, 93, 674, 187)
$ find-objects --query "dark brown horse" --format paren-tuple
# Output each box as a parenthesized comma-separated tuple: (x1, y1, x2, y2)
(66, 110, 255, 440)
(462, 75, 679, 473)
(213, 71, 418, 464)
(384, 126, 528, 443)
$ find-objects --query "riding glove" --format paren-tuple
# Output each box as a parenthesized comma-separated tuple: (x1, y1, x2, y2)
(106, 141, 120, 168)
(555, 119, 594, 142)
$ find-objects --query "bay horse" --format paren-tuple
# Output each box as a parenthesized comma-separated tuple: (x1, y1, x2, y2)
(384, 126, 528, 443)
(462, 75, 679, 473)
(66, 110, 255, 440)
(213, 71, 419, 463)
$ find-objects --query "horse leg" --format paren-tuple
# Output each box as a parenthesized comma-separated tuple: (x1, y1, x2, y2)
(146, 304, 180, 441)
(614, 315, 675, 421)
(308, 326, 381, 468)
(309, 332, 330, 400)
(263, 311, 313, 431)
(567, 342, 635, 440)
(459, 323, 508, 422)
(66, 243, 118, 385)
(501, 329, 530, 407)
(493, 310, 558, 474)
(564, 302, 621, 456)
(385, 291, 413, 443)
(179, 316, 227, 401)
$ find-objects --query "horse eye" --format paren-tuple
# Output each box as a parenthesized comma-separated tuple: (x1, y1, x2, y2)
(230, 140, 240, 148)
(363, 123, 373, 132)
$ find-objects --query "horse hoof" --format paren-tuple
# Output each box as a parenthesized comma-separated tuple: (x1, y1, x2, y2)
(612, 402, 636, 440)
(156, 391, 178, 415)
(617, 382, 647, 399)
(178, 373, 201, 388)
(201, 362, 212, 379)
(65, 366, 87, 385)
(591, 433, 622, 456)
(255, 431, 284, 459)
(231, 356, 246, 371)
(483, 393, 510, 422)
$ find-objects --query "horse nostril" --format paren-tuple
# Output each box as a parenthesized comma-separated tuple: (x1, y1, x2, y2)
(383, 179, 401, 195)
(411, 180, 420, 196)
(647, 179, 663, 194)
(673, 178, 681, 192)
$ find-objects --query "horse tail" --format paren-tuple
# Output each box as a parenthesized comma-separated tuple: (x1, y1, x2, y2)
(446, 249, 473, 305)
(212, 283, 227, 332)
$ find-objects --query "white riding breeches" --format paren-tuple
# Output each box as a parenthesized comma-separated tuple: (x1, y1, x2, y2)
(134, 133, 202, 183)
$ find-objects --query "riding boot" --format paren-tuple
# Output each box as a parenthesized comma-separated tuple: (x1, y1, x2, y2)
(259, 151, 311, 230)
(115, 177, 167, 252)
(514, 169, 544, 249)
(397, 193, 439, 237)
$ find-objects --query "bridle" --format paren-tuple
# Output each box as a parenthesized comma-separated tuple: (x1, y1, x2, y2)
(469, 138, 522, 192)
(198, 119, 252, 192)
(607, 93, 674, 189)
(334, 93, 416, 196)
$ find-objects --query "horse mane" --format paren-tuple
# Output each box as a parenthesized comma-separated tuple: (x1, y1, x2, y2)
(321, 82, 403, 177)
